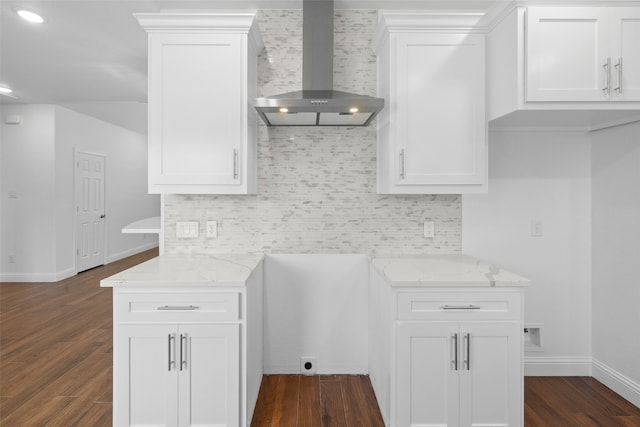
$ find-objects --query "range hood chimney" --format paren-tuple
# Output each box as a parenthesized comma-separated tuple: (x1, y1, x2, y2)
(254, 0, 384, 126)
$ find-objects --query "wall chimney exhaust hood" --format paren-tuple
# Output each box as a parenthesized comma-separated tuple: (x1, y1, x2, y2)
(254, 0, 384, 126)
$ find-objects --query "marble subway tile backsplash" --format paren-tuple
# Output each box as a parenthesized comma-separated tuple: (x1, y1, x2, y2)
(164, 10, 462, 255)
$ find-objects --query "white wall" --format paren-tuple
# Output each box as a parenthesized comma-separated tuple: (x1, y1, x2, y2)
(591, 121, 640, 407)
(0, 104, 159, 281)
(263, 254, 369, 374)
(1, 105, 57, 280)
(463, 129, 592, 375)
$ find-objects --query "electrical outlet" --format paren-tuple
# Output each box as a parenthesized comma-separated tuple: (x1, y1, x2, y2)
(206, 221, 218, 238)
(300, 357, 316, 375)
(423, 221, 435, 238)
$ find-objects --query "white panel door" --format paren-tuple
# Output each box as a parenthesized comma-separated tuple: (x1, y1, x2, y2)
(395, 33, 485, 186)
(116, 324, 179, 427)
(178, 324, 240, 427)
(459, 323, 522, 427)
(610, 8, 640, 101)
(526, 7, 610, 101)
(397, 322, 459, 427)
(75, 151, 105, 272)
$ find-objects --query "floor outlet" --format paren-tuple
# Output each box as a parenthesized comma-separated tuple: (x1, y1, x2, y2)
(300, 357, 316, 375)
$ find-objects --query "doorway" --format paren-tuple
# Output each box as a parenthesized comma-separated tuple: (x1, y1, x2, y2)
(75, 151, 106, 272)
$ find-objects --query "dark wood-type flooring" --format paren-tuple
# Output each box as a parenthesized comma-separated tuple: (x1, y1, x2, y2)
(2, 249, 639, 426)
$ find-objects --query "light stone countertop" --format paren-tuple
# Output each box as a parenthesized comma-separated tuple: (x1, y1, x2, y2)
(371, 254, 530, 287)
(100, 253, 263, 288)
(100, 253, 528, 289)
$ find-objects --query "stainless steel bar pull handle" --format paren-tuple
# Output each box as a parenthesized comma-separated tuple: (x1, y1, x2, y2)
(168, 334, 175, 371)
(603, 58, 611, 94)
(615, 57, 623, 93)
(441, 305, 481, 310)
(464, 333, 471, 370)
(451, 333, 458, 371)
(233, 149, 239, 180)
(180, 334, 187, 371)
(399, 149, 405, 180)
(157, 305, 199, 311)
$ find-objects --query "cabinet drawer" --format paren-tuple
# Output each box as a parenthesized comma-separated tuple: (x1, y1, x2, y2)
(397, 291, 521, 321)
(117, 292, 240, 322)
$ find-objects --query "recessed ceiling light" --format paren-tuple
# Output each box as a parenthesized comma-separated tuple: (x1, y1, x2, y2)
(16, 9, 44, 24)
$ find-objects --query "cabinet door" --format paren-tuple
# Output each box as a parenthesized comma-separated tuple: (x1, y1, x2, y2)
(178, 324, 240, 427)
(459, 323, 522, 427)
(397, 323, 459, 427)
(394, 33, 485, 187)
(148, 33, 243, 190)
(610, 8, 640, 101)
(526, 7, 610, 101)
(115, 324, 179, 427)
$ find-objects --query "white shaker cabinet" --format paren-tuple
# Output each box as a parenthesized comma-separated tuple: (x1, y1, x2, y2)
(105, 254, 264, 427)
(135, 13, 263, 194)
(118, 323, 239, 427)
(368, 257, 527, 427)
(527, 7, 640, 102)
(488, 5, 640, 127)
(373, 13, 487, 194)
(397, 321, 521, 427)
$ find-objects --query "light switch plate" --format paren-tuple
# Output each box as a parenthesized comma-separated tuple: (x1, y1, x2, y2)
(530, 220, 543, 237)
(176, 221, 199, 238)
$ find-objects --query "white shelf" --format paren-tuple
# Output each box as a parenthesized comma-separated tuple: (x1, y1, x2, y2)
(121, 216, 161, 234)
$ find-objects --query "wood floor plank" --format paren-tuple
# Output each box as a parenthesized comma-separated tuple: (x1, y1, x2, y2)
(299, 375, 322, 427)
(271, 375, 300, 427)
(319, 376, 347, 427)
(342, 375, 385, 426)
(251, 374, 281, 426)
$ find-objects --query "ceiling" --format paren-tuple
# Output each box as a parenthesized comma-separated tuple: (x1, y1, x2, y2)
(0, 0, 499, 134)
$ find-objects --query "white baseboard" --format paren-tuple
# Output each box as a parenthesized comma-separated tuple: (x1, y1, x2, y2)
(0, 267, 75, 282)
(0, 272, 59, 282)
(264, 365, 368, 375)
(524, 356, 593, 376)
(593, 358, 640, 408)
(55, 267, 76, 281)
(105, 242, 159, 265)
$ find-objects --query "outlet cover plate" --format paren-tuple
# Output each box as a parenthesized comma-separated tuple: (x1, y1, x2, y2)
(206, 221, 218, 238)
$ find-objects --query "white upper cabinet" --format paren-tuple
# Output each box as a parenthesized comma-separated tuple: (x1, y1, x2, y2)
(611, 8, 640, 101)
(373, 13, 487, 194)
(527, 7, 640, 102)
(488, 5, 640, 128)
(526, 7, 610, 102)
(136, 13, 263, 194)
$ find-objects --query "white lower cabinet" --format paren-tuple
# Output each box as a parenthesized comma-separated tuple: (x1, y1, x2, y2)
(112, 285, 263, 426)
(397, 322, 522, 427)
(117, 323, 239, 427)
(368, 263, 525, 427)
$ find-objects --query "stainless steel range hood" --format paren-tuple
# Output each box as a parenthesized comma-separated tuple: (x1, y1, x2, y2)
(254, 0, 384, 126)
